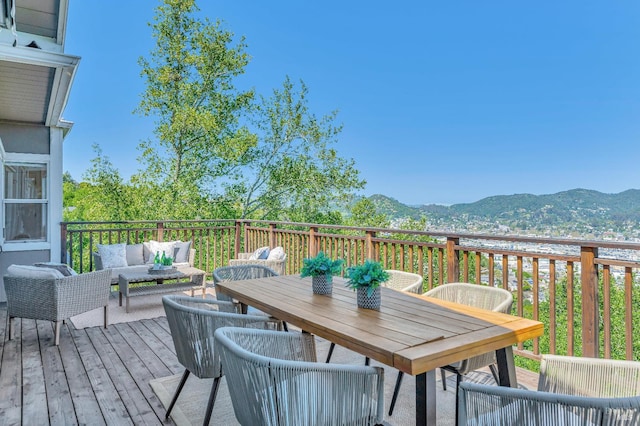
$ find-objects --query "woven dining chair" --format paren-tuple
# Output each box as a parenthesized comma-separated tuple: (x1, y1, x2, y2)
(389, 282, 513, 419)
(214, 326, 385, 425)
(458, 354, 640, 425)
(382, 269, 424, 294)
(161, 295, 279, 426)
(212, 264, 287, 330)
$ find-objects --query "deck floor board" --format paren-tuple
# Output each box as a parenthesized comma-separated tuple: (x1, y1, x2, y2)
(59, 324, 105, 426)
(23, 319, 51, 425)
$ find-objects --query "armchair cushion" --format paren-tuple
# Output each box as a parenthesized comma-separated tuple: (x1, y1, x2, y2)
(267, 246, 285, 260)
(97, 243, 128, 268)
(7, 264, 64, 279)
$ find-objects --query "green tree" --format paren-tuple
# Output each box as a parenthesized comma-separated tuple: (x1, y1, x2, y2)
(70, 145, 133, 221)
(135, 0, 254, 218)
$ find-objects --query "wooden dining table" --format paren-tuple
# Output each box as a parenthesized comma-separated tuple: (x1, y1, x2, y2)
(215, 274, 544, 426)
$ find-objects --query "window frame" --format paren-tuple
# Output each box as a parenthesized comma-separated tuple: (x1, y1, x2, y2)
(2, 153, 51, 251)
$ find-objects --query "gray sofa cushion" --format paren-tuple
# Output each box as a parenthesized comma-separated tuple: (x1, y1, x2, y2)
(126, 244, 145, 266)
(174, 241, 191, 263)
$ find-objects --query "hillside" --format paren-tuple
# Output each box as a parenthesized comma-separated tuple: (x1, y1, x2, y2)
(369, 189, 640, 239)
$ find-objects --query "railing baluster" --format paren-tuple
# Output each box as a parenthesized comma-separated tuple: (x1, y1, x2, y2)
(567, 261, 575, 356)
(625, 266, 633, 360)
(549, 259, 556, 354)
(533, 257, 540, 355)
(603, 265, 611, 359)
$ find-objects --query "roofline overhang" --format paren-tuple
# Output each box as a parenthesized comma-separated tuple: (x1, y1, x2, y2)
(0, 44, 80, 127)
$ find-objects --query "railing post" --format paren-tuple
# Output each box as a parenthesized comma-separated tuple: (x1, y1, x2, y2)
(234, 220, 242, 256)
(157, 221, 164, 242)
(446, 237, 460, 283)
(366, 230, 376, 260)
(581, 245, 599, 358)
(309, 226, 318, 257)
(269, 223, 277, 248)
(60, 222, 68, 264)
(243, 221, 251, 252)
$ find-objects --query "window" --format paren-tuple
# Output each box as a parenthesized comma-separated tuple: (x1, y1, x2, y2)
(0, 0, 9, 29)
(4, 163, 47, 242)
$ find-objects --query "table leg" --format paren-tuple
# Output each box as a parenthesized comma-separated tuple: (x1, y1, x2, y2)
(496, 346, 517, 388)
(415, 369, 436, 426)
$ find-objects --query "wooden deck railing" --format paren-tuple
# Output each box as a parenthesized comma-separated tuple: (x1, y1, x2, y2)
(61, 219, 640, 363)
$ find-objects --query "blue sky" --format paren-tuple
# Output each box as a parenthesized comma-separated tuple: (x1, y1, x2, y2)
(63, 1, 640, 206)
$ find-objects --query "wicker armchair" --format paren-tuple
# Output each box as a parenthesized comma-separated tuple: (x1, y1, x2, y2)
(161, 295, 279, 426)
(214, 326, 385, 426)
(228, 252, 287, 275)
(4, 269, 111, 345)
(389, 282, 513, 417)
(458, 355, 640, 425)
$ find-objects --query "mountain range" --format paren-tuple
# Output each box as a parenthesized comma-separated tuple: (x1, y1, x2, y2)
(368, 189, 640, 239)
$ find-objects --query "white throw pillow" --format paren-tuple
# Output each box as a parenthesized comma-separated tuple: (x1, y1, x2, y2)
(267, 246, 286, 261)
(145, 240, 176, 263)
(97, 243, 128, 269)
(173, 241, 191, 263)
(7, 264, 65, 279)
(249, 246, 270, 260)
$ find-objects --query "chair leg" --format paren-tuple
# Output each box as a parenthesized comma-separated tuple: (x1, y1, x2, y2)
(489, 363, 500, 383)
(440, 368, 447, 391)
(365, 357, 370, 366)
(54, 321, 62, 346)
(282, 321, 288, 332)
(103, 305, 108, 328)
(455, 373, 463, 426)
(165, 370, 190, 419)
(203, 376, 222, 426)
(7, 316, 12, 341)
(325, 342, 335, 363)
(388, 371, 404, 416)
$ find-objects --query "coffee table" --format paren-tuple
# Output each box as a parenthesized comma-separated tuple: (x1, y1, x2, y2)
(118, 266, 206, 313)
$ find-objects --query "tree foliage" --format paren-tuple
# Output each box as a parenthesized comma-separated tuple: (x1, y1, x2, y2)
(225, 77, 365, 219)
(70, 0, 364, 223)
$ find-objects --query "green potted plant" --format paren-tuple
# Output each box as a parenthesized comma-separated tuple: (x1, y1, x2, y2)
(300, 251, 344, 295)
(345, 260, 389, 309)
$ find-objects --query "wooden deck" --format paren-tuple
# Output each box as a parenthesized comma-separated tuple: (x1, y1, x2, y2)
(0, 302, 541, 425)
(0, 303, 178, 425)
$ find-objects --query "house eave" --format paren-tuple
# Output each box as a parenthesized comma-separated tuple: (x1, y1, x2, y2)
(0, 44, 80, 126)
